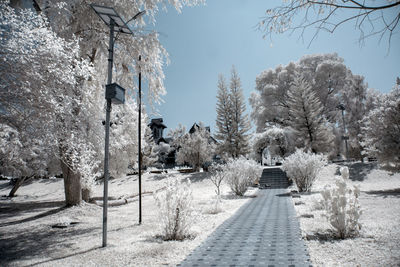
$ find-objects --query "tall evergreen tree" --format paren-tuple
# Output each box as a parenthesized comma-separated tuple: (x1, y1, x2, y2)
(215, 67, 251, 158)
(215, 74, 234, 158)
(229, 66, 251, 158)
(287, 75, 334, 153)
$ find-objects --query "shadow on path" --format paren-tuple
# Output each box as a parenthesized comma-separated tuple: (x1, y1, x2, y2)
(27, 247, 100, 267)
(0, 201, 66, 226)
(365, 188, 400, 198)
(0, 224, 97, 266)
(185, 172, 210, 183)
(336, 162, 377, 181)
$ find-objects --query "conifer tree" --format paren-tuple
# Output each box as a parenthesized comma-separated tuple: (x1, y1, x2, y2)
(230, 66, 250, 158)
(229, 66, 251, 158)
(287, 75, 334, 153)
(215, 66, 251, 158)
(215, 74, 234, 158)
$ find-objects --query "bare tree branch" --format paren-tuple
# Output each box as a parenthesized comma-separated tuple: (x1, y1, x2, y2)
(259, 0, 400, 48)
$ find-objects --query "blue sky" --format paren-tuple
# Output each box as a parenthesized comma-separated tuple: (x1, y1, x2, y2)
(147, 0, 400, 135)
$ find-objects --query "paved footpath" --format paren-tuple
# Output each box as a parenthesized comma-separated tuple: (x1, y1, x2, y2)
(178, 189, 312, 267)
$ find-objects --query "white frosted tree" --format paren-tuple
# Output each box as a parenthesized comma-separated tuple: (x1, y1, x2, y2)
(168, 124, 187, 149)
(176, 124, 215, 171)
(361, 85, 400, 169)
(250, 53, 351, 133)
(141, 126, 158, 169)
(42, 0, 202, 205)
(215, 74, 234, 158)
(1, 0, 202, 205)
(0, 3, 95, 202)
(287, 75, 334, 153)
(229, 66, 251, 158)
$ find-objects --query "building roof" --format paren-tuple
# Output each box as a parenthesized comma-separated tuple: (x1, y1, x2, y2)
(189, 123, 211, 134)
(148, 118, 167, 129)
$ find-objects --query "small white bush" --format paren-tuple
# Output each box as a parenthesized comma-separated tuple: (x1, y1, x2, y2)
(223, 157, 263, 196)
(154, 178, 194, 240)
(282, 149, 326, 192)
(320, 177, 362, 239)
(204, 195, 223, 214)
(340, 166, 349, 179)
(209, 163, 225, 196)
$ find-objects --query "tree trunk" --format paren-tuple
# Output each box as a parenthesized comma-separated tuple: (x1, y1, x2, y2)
(60, 159, 82, 206)
(8, 176, 29, 197)
(81, 188, 91, 203)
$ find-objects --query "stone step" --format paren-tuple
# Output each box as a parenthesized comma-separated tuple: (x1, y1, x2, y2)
(259, 168, 289, 189)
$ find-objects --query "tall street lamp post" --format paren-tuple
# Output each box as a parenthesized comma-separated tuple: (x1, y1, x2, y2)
(337, 103, 349, 160)
(91, 4, 144, 247)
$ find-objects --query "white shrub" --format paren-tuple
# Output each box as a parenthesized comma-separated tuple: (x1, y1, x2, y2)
(154, 177, 194, 240)
(223, 157, 263, 196)
(282, 149, 326, 192)
(204, 195, 224, 215)
(340, 166, 349, 180)
(320, 177, 362, 239)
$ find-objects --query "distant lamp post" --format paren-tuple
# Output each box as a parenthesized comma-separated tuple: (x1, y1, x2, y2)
(337, 103, 349, 160)
(138, 55, 143, 225)
(91, 3, 144, 248)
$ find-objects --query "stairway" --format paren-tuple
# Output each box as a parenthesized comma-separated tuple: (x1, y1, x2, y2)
(259, 168, 289, 189)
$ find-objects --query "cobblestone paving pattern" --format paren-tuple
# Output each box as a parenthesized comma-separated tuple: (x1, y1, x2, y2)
(178, 189, 311, 267)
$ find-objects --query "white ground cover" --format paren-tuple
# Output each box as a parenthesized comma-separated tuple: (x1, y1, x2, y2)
(0, 170, 257, 266)
(291, 162, 400, 266)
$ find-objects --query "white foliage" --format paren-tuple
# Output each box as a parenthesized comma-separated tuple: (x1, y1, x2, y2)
(176, 124, 215, 171)
(340, 166, 349, 180)
(0, 2, 94, 182)
(154, 142, 172, 165)
(223, 157, 263, 196)
(154, 177, 194, 240)
(320, 177, 362, 239)
(361, 85, 400, 169)
(250, 53, 346, 131)
(141, 126, 159, 168)
(168, 124, 187, 148)
(250, 53, 368, 158)
(282, 149, 327, 192)
(108, 98, 143, 178)
(42, 0, 203, 105)
(0, 124, 32, 177)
